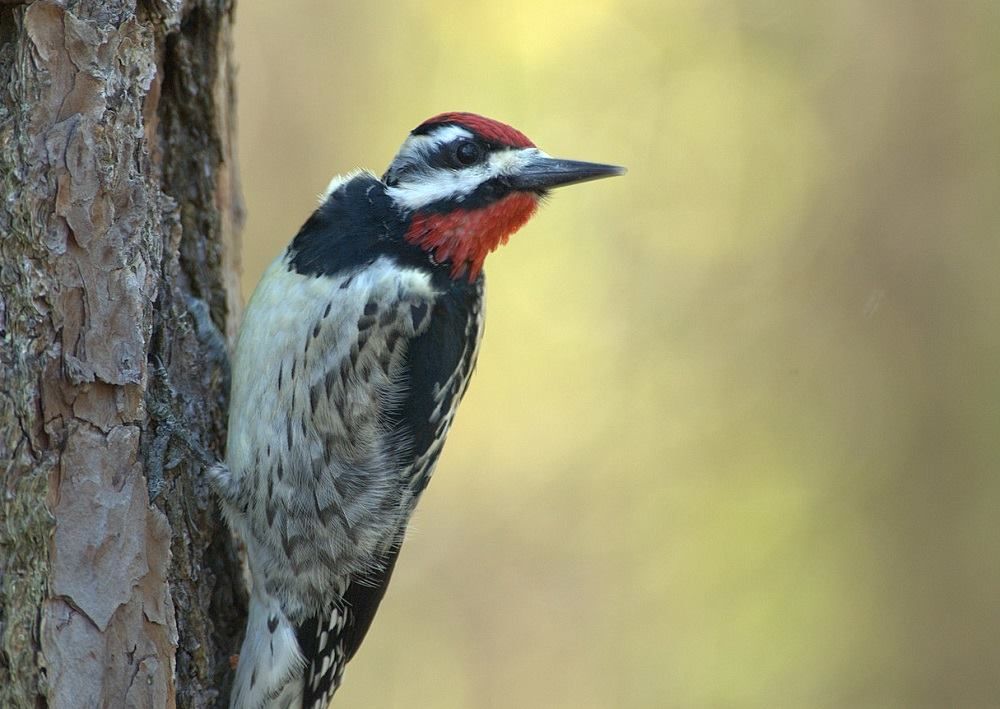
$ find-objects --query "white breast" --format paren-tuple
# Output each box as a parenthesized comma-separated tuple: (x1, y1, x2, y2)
(227, 253, 436, 482)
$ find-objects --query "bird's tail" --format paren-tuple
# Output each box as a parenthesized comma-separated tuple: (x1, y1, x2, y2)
(230, 590, 305, 709)
(297, 605, 350, 709)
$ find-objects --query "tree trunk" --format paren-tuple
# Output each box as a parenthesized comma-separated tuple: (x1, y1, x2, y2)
(0, 1, 244, 707)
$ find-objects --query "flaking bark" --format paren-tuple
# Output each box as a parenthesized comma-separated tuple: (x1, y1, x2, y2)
(0, 1, 244, 707)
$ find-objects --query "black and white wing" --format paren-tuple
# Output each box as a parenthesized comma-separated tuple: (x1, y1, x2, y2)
(298, 277, 485, 708)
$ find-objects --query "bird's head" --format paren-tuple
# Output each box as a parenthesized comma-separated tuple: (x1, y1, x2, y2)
(384, 112, 625, 281)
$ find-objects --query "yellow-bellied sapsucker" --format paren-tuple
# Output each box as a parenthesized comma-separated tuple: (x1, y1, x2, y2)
(212, 113, 624, 708)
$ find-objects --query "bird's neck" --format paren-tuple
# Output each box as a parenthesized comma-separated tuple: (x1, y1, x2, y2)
(402, 193, 538, 281)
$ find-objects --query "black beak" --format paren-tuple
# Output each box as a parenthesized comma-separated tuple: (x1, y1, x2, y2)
(508, 155, 626, 192)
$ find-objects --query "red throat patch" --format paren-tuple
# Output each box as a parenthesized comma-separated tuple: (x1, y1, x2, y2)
(404, 193, 539, 281)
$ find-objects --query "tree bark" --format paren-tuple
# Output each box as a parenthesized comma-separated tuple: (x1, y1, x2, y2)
(0, 1, 244, 707)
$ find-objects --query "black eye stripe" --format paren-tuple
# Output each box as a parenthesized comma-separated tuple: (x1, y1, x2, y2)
(422, 139, 489, 170)
(384, 136, 513, 187)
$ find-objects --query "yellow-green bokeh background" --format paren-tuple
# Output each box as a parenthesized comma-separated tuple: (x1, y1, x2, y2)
(234, 3, 1000, 707)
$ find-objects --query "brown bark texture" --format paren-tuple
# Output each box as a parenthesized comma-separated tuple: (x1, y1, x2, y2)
(0, 1, 244, 707)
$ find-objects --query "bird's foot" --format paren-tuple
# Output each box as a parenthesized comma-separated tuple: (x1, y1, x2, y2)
(145, 356, 221, 500)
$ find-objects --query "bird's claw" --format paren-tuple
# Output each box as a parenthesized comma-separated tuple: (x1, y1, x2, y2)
(145, 357, 220, 499)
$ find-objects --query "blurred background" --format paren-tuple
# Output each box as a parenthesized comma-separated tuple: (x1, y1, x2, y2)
(234, 2, 1000, 707)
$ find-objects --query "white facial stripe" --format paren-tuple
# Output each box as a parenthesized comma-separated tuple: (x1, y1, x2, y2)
(418, 124, 474, 148)
(386, 147, 548, 212)
(391, 125, 474, 171)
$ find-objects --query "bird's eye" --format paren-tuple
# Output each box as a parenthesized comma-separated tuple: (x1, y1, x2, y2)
(454, 140, 483, 166)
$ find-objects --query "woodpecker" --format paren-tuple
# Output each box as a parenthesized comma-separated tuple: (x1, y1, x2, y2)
(212, 112, 624, 708)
